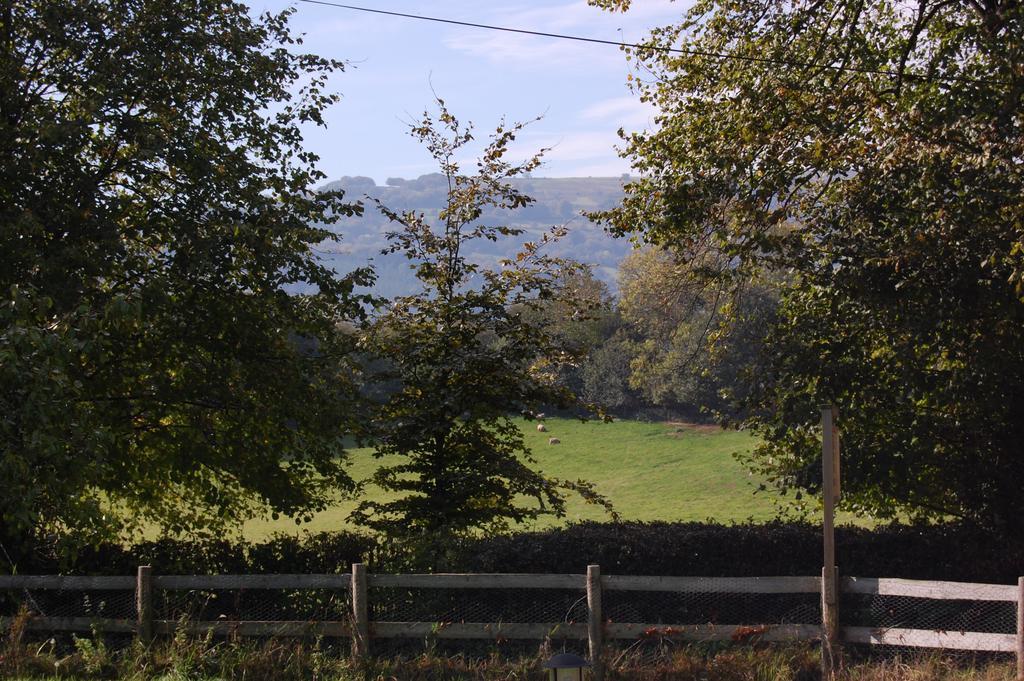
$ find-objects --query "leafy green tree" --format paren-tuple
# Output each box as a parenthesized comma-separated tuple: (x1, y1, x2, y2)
(0, 0, 370, 550)
(617, 247, 717, 416)
(516, 264, 648, 418)
(352, 101, 613, 544)
(592, 0, 1024, 534)
(580, 332, 641, 416)
(533, 265, 614, 352)
(517, 263, 619, 401)
(615, 247, 776, 420)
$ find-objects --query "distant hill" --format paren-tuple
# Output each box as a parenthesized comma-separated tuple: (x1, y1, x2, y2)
(313, 174, 634, 297)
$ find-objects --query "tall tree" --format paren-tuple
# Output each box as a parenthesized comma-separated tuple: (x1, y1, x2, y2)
(0, 0, 370, 551)
(517, 264, 618, 401)
(592, 0, 1024, 534)
(353, 101, 612, 545)
(616, 247, 777, 420)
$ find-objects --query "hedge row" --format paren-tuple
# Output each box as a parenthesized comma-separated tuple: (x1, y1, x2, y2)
(3, 531, 374, 576)
(460, 521, 1024, 583)
(6, 521, 1022, 584)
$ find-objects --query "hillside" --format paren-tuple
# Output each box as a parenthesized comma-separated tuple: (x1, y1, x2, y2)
(314, 174, 634, 297)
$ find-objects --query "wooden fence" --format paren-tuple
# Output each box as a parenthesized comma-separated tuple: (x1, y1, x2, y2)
(2, 567, 1022, 680)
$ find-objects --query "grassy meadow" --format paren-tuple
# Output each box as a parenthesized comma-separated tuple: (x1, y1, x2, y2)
(240, 418, 784, 539)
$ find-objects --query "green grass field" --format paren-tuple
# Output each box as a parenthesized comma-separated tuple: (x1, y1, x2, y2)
(240, 418, 784, 538)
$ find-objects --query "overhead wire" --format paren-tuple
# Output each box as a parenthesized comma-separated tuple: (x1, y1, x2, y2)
(295, 0, 1006, 87)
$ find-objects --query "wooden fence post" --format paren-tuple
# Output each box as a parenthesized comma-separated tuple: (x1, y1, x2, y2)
(1017, 576, 1023, 681)
(821, 406, 840, 679)
(587, 565, 604, 681)
(351, 563, 369, 659)
(821, 566, 839, 678)
(136, 565, 153, 644)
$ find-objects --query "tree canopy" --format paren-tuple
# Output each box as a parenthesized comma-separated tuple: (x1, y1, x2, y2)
(1, 0, 370, 548)
(616, 247, 777, 420)
(352, 102, 613, 545)
(593, 0, 1024, 534)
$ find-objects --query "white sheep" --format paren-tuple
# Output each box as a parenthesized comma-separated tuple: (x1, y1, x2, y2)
(548, 437, 560, 445)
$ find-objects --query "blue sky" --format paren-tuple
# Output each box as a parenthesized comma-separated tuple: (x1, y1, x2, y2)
(249, 0, 684, 184)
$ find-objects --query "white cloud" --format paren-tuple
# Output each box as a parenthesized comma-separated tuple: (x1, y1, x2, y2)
(441, 0, 681, 67)
(271, 0, 682, 184)
(544, 130, 622, 161)
(489, 0, 680, 32)
(521, 129, 630, 169)
(549, 158, 634, 177)
(491, 1, 611, 31)
(443, 30, 615, 68)
(580, 96, 656, 129)
(289, 5, 399, 40)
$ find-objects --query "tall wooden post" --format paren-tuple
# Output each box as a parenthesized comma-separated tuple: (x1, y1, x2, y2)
(1016, 576, 1023, 681)
(821, 406, 840, 678)
(136, 565, 153, 644)
(351, 562, 369, 659)
(587, 565, 604, 681)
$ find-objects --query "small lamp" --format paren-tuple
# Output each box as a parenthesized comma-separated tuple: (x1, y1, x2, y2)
(543, 652, 589, 681)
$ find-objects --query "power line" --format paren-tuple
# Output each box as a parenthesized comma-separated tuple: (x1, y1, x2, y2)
(296, 0, 1004, 87)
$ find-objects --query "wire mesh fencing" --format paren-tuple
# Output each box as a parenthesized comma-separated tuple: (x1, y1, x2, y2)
(604, 583, 821, 628)
(599, 575, 822, 666)
(1, 585, 135, 623)
(1, 570, 1020, 666)
(157, 586, 351, 623)
(369, 586, 587, 625)
(840, 580, 1019, 664)
(368, 583, 589, 659)
(842, 592, 1015, 634)
(0, 578, 137, 652)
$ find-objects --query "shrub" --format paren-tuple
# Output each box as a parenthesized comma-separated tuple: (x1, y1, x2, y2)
(5, 521, 1022, 584)
(457, 521, 1024, 583)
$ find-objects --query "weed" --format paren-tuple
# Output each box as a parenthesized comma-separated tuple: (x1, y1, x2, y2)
(0, 635, 1017, 681)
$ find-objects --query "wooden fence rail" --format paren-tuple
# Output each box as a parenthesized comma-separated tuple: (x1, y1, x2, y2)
(2, 567, 1022, 680)
(842, 576, 1019, 602)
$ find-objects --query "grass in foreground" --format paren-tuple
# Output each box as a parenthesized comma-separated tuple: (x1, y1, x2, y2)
(239, 418, 781, 539)
(1, 631, 1016, 681)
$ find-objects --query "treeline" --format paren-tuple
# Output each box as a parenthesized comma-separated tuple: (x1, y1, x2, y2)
(593, 0, 1024, 542)
(8, 521, 1022, 585)
(6, 0, 1023, 566)
(1, 0, 636, 555)
(533, 251, 776, 423)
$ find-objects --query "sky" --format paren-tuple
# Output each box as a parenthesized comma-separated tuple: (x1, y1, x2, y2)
(248, 0, 684, 185)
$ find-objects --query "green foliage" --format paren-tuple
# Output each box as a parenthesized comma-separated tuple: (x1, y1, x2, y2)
(13, 517, 1024, 584)
(1, 637, 1018, 681)
(518, 264, 622, 402)
(2, 530, 372, 577)
(71, 631, 112, 677)
(526, 265, 614, 357)
(615, 247, 778, 419)
(595, 0, 1024, 535)
(351, 101, 613, 544)
(224, 419, 769, 538)
(461, 520, 1024, 583)
(580, 333, 640, 415)
(0, 627, 836, 681)
(0, 0, 371, 546)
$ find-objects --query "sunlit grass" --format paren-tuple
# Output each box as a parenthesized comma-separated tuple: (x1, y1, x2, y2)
(238, 417, 786, 539)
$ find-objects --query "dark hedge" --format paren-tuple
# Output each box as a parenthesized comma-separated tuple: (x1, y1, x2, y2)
(2, 531, 374, 576)
(456, 521, 1024, 583)
(4, 522, 1021, 583)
